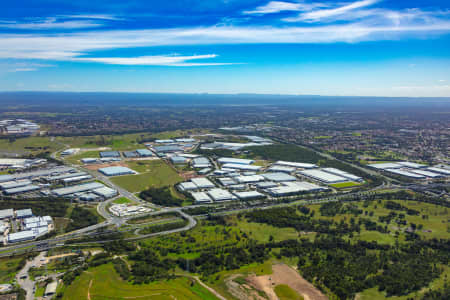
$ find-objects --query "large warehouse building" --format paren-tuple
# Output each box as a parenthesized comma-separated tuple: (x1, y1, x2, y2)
(98, 166, 135, 176)
(52, 182, 105, 197)
(299, 169, 348, 184)
(218, 157, 254, 165)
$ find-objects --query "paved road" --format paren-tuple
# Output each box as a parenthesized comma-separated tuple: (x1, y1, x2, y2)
(16, 251, 46, 300)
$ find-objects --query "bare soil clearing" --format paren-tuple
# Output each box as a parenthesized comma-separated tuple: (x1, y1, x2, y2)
(247, 264, 328, 300)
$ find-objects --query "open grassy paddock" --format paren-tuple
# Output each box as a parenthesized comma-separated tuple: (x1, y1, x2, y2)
(0, 256, 25, 283)
(64, 150, 101, 164)
(275, 284, 304, 300)
(62, 263, 219, 300)
(330, 181, 362, 189)
(0, 136, 64, 154)
(111, 160, 182, 193)
(112, 197, 133, 204)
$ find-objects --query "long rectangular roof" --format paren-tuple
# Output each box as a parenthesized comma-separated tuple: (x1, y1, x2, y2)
(8, 230, 35, 241)
(262, 172, 297, 182)
(98, 166, 135, 176)
(0, 209, 14, 218)
(47, 172, 87, 181)
(0, 179, 32, 190)
(207, 188, 235, 201)
(267, 165, 296, 173)
(299, 169, 348, 183)
(233, 191, 264, 199)
(191, 192, 212, 203)
(274, 161, 317, 169)
(234, 175, 264, 183)
(368, 163, 403, 169)
(4, 185, 40, 194)
(407, 169, 442, 178)
(221, 164, 261, 171)
(92, 186, 117, 197)
(0, 175, 14, 183)
(16, 208, 33, 217)
(321, 168, 362, 181)
(191, 177, 215, 188)
(178, 182, 198, 191)
(385, 169, 425, 179)
(136, 149, 153, 156)
(5, 166, 75, 181)
(218, 157, 254, 165)
(427, 167, 450, 175)
(52, 182, 104, 196)
(397, 162, 427, 169)
(100, 151, 120, 158)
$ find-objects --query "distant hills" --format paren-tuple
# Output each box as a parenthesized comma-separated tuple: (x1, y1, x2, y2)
(0, 91, 449, 109)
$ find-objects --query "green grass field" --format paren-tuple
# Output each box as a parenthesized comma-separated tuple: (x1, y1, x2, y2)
(64, 150, 100, 164)
(113, 197, 132, 204)
(63, 263, 219, 300)
(0, 136, 63, 154)
(111, 160, 182, 193)
(0, 256, 25, 283)
(330, 181, 362, 189)
(274, 284, 304, 300)
(233, 217, 300, 242)
(56, 133, 151, 151)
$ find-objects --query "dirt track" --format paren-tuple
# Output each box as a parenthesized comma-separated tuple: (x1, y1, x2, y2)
(247, 264, 328, 300)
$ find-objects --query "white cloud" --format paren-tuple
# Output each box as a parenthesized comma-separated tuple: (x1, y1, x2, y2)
(11, 68, 37, 72)
(76, 54, 237, 66)
(285, 0, 379, 22)
(0, 17, 104, 30)
(0, 5, 448, 66)
(58, 14, 123, 21)
(1, 21, 449, 60)
(243, 1, 324, 15)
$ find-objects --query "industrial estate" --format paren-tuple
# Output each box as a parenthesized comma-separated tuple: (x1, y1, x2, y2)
(0, 99, 447, 300)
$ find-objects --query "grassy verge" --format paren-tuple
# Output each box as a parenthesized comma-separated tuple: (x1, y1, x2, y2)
(62, 263, 219, 300)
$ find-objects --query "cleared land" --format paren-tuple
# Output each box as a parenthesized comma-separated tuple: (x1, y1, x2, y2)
(247, 264, 326, 300)
(63, 263, 219, 300)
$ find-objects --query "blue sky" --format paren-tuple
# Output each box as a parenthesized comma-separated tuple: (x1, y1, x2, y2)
(1, 0, 449, 96)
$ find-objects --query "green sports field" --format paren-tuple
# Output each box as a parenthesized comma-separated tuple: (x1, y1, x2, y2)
(62, 263, 219, 300)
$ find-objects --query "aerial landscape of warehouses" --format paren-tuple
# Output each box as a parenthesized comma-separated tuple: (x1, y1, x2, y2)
(0, 101, 447, 300)
(1, 0, 450, 298)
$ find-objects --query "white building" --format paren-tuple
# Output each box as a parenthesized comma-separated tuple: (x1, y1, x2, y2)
(207, 188, 236, 201)
(191, 177, 215, 189)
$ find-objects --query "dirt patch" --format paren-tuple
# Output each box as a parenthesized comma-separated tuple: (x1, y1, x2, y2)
(225, 275, 267, 300)
(246, 264, 328, 300)
(87, 279, 93, 300)
(179, 171, 197, 180)
(45, 253, 77, 264)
